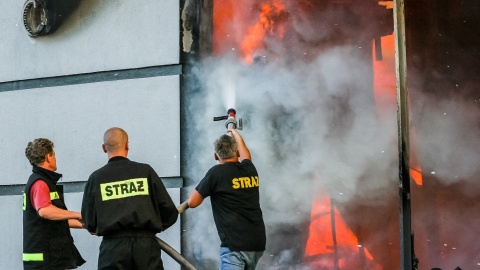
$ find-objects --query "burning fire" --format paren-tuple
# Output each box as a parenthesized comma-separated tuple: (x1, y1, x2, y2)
(304, 193, 381, 269)
(373, 34, 396, 114)
(213, 0, 288, 63)
(240, 0, 287, 63)
(372, 33, 423, 186)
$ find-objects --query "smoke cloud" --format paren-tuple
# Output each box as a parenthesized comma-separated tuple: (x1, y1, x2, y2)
(184, 46, 399, 268)
(411, 91, 480, 186)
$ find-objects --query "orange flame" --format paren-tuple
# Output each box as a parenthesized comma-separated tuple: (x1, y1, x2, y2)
(304, 194, 381, 269)
(213, 1, 235, 55)
(213, 0, 287, 62)
(372, 33, 423, 186)
(410, 167, 423, 186)
(373, 34, 397, 121)
(240, 0, 287, 63)
(305, 197, 360, 256)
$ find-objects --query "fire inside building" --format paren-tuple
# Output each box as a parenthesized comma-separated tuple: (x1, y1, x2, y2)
(0, 0, 478, 269)
(180, 0, 480, 269)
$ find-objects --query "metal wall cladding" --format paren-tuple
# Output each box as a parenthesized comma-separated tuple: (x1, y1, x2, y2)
(0, 0, 180, 82)
(0, 76, 180, 185)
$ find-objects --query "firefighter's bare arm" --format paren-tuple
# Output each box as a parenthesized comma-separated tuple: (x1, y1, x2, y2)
(228, 129, 251, 161)
(38, 204, 82, 221)
(68, 219, 84, 229)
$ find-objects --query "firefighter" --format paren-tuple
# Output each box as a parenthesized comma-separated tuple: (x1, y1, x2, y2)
(23, 138, 85, 270)
(187, 129, 266, 269)
(81, 127, 178, 270)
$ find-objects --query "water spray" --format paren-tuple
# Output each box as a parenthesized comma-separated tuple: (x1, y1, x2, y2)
(213, 108, 243, 130)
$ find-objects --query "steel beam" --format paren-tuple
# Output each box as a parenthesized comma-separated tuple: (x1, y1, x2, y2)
(393, 0, 414, 269)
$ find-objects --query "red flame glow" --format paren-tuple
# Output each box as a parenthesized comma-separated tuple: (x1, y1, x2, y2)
(372, 33, 423, 186)
(304, 192, 381, 269)
(373, 34, 397, 113)
(240, 0, 287, 63)
(213, 0, 287, 63)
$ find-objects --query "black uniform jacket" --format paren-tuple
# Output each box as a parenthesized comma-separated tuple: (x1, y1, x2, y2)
(81, 156, 178, 236)
(23, 166, 85, 270)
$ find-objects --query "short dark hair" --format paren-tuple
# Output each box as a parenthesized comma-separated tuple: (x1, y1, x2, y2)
(25, 138, 54, 166)
(214, 134, 237, 160)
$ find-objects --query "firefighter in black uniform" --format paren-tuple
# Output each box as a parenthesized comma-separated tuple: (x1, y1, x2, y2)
(23, 138, 85, 270)
(81, 127, 178, 270)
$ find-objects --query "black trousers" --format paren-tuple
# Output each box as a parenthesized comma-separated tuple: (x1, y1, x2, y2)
(98, 233, 163, 270)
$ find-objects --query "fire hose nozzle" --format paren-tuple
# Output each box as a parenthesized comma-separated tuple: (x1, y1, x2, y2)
(225, 117, 238, 130)
(213, 108, 243, 130)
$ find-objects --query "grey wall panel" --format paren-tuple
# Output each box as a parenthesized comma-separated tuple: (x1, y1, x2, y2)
(0, 75, 180, 185)
(0, 196, 23, 270)
(0, 0, 179, 82)
(0, 189, 180, 270)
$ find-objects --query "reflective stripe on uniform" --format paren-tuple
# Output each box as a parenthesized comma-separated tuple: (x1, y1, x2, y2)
(23, 253, 44, 261)
(23, 192, 27, 211)
(100, 178, 149, 201)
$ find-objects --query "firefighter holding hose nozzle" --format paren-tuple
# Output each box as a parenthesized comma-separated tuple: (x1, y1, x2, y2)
(181, 126, 266, 269)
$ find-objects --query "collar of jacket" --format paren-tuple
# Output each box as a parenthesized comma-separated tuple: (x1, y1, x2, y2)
(108, 156, 129, 163)
(32, 165, 63, 184)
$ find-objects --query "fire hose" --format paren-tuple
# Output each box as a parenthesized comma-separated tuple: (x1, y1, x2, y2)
(156, 236, 196, 270)
(154, 201, 195, 270)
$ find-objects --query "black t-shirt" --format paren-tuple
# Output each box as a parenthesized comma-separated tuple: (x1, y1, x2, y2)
(196, 159, 266, 251)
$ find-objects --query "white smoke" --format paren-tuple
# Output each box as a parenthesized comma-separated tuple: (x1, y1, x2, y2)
(183, 46, 400, 268)
(411, 92, 480, 185)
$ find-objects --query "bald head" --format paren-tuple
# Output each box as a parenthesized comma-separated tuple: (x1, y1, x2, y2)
(103, 127, 129, 156)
